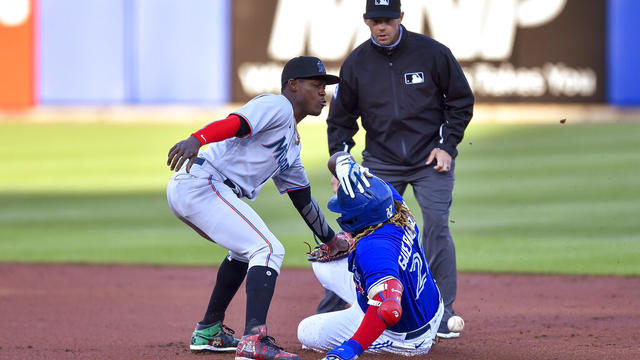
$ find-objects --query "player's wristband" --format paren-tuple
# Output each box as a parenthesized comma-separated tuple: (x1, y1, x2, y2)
(191, 114, 242, 145)
(342, 339, 364, 357)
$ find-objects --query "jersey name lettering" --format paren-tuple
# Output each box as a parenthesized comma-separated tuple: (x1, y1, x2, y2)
(398, 216, 417, 270)
(263, 136, 290, 173)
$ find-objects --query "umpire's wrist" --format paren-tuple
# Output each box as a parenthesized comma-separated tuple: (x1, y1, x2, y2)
(436, 143, 457, 158)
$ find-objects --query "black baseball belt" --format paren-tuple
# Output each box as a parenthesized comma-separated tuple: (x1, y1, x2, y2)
(404, 323, 431, 340)
(194, 157, 236, 189)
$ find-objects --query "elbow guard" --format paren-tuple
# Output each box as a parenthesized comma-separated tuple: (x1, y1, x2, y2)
(368, 278, 403, 327)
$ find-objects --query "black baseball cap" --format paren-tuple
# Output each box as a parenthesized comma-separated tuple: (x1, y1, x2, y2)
(281, 56, 340, 87)
(364, 0, 401, 19)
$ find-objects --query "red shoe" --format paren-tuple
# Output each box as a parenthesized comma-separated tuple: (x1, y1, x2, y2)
(235, 325, 299, 360)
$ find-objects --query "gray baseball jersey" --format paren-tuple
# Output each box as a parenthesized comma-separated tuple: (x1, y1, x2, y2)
(166, 94, 310, 272)
(199, 94, 308, 200)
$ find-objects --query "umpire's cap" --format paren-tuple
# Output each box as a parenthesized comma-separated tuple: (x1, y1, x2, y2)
(328, 176, 395, 234)
(281, 56, 340, 87)
(364, 0, 401, 19)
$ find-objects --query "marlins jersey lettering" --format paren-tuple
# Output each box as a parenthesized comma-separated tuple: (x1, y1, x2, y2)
(348, 184, 441, 333)
(198, 94, 309, 200)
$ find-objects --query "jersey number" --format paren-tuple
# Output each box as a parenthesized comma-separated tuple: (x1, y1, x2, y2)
(410, 253, 427, 300)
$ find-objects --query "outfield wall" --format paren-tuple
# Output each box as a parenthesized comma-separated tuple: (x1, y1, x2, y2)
(608, 0, 640, 106)
(1, 0, 231, 108)
(1, 0, 639, 109)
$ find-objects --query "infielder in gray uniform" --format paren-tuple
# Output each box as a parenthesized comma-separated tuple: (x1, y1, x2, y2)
(166, 56, 346, 360)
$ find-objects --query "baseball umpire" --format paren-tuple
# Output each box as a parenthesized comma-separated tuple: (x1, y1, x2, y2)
(166, 56, 349, 360)
(298, 152, 444, 358)
(326, 0, 474, 338)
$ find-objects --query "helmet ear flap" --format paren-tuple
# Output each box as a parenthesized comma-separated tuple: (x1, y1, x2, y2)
(337, 213, 361, 234)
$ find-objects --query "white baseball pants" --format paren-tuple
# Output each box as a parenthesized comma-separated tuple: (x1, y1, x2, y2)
(298, 258, 443, 356)
(166, 164, 285, 273)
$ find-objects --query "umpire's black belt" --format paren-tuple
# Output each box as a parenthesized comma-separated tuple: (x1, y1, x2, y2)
(404, 323, 431, 340)
(194, 157, 235, 189)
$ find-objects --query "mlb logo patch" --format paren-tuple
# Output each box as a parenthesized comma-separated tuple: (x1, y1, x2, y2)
(405, 72, 424, 85)
(375, 0, 390, 5)
(316, 60, 326, 73)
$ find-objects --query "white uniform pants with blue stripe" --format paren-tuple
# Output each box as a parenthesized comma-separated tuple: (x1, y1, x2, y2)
(298, 258, 443, 356)
(166, 165, 285, 273)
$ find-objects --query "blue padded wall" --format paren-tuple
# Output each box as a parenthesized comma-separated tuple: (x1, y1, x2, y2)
(40, 0, 126, 103)
(132, 0, 230, 104)
(608, 0, 640, 105)
(39, 0, 230, 105)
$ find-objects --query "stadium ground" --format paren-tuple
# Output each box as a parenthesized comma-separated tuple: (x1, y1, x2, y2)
(1, 107, 638, 359)
(1, 263, 638, 360)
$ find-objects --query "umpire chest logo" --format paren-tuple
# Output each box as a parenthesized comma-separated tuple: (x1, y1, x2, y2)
(404, 72, 424, 85)
(375, 0, 390, 5)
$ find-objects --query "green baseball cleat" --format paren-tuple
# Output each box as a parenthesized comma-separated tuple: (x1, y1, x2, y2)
(190, 322, 240, 352)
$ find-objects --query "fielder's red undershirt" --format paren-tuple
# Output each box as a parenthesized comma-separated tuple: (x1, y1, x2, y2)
(191, 114, 242, 145)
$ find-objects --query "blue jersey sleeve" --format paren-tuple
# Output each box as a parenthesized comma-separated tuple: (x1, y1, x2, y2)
(354, 226, 402, 294)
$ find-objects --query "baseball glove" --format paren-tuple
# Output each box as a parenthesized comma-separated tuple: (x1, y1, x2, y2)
(307, 232, 354, 262)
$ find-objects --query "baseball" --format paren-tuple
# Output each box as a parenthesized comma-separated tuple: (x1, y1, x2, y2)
(447, 315, 465, 332)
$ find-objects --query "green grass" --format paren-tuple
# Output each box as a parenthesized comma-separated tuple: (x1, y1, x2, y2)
(0, 121, 639, 275)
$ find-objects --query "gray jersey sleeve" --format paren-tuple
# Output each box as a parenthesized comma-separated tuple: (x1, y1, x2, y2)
(272, 156, 310, 193)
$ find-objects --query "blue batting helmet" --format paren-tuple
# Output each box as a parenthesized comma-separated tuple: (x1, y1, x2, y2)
(328, 176, 395, 233)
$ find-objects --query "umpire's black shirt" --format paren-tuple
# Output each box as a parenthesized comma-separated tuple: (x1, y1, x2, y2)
(327, 25, 474, 167)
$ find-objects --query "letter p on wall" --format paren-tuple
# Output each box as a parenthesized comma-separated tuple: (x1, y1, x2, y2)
(0, 0, 35, 110)
(422, 0, 566, 61)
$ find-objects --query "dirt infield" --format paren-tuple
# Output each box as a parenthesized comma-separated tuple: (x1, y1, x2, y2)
(1, 263, 638, 360)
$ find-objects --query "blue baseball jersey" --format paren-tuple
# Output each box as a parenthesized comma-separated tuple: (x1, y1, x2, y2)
(348, 184, 441, 333)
